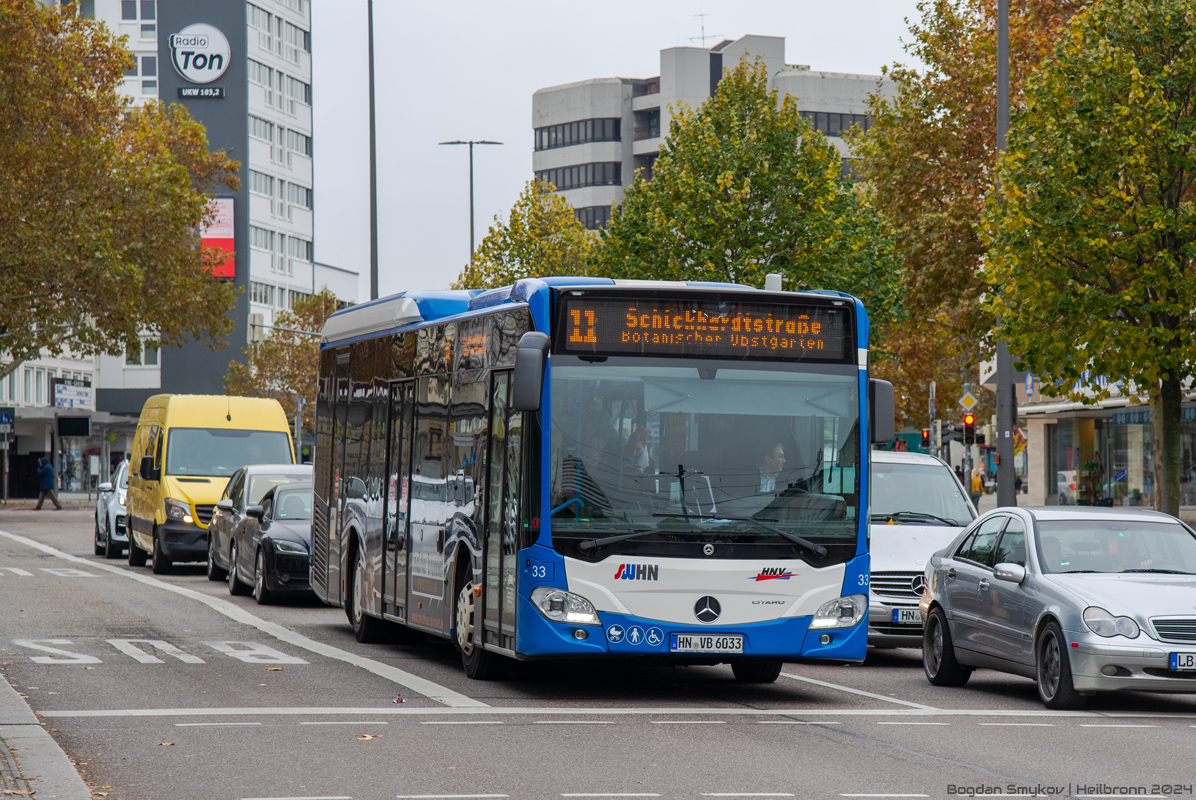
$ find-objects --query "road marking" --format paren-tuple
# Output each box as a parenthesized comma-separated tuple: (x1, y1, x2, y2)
(300, 721, 388, 726)
(876, 721, 949, 726)
(1078, 724, 1159, 728)
(0, 566, 33, 576)
(108, 638, 205, 664)
(701, 794, 796, 797)
(176, 722, 262, 727)
(209, 641, 308, 665)
(395, 796, 509, 799)
(12, 639, 102, 665)
(560, 795, 661, 798)
(978, 723, 1054, 727)
(650, 720, 725, 724)
(0, 527, 485, 709)
(420, 720, 504, 725)
(39, 567, 97, 578)
(534, 720, 613, 724)
(780, 673, 939, 710)
(758, 720, 840, 724)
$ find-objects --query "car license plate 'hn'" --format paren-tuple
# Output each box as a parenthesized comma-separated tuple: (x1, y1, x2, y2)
(892, 608, 921, 625)
(1171, 652, 1196, 671)
(670, 634, 744, 654)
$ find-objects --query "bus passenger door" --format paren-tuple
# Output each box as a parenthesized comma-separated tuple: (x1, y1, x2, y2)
(329, 354, 351, 606)
(407, 376, 450, 633)
(383, 380, 414, 620)
(483, 372, 522, 651)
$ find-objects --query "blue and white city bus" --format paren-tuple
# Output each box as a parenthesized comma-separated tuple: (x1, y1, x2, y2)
(311, 277, 893, 680)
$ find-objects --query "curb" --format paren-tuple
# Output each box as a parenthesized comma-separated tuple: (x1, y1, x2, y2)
(0, 672, 91, 799)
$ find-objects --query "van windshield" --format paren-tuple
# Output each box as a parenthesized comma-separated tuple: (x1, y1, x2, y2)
(871, 461, 974, 527)
(165, 429, 293, 477)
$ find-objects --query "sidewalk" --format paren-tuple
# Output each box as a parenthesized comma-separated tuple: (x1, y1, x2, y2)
(0, 671, 91, 799)
(0, 492, 96, 511)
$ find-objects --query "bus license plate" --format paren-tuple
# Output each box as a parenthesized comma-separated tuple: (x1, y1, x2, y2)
(1171, 652, 1196, 671)
(670, 634, 744, 654)
(892, 608, 921, 625)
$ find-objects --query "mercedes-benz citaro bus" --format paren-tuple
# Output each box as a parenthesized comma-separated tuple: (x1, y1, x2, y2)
(311, 277, 893, 681)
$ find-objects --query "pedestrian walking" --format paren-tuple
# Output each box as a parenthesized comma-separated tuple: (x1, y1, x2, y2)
(969, 467, 983, 508)
(35, 456, 63, 510)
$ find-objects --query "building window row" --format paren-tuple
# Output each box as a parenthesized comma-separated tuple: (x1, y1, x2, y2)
(277, 0, 307, 14)
(250, 281, 311, 311)
(0, 366, 95, 407)
(120, 0, 156, 40)
(799, 111, 872, 137)
(248, 59, 310, 116)
(535, 162, 621, 191)
(248, 4, 310, 65)
(249, 169, 313, 220)
(534, 118, 620, 151)
(575, 205, 612, 231)
(125, 339, 159, 367)
(123, 53, 157, 97)
(249, 115, 312, 167)
(250, 226, 313, 276)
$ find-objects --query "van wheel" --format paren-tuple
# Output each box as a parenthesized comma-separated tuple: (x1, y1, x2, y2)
(923, 607, 971, 686)
(227, 541, 251, 596)
(206, 533, 226, 581)
(1036, 622, 1088, 709)
(127, 520, 147, 567)
(455, 573, 503, 680)
(347, 548, 386, 643)
(150, 527, 172, 575)
(731, 659, 783, 683)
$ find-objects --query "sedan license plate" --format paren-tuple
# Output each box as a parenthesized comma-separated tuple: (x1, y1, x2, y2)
(670, 634, 744, 654)
(891, 608, 922, 625)
(1171, 652, 1196, 671)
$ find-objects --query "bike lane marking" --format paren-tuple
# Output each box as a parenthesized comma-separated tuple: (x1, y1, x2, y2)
(0, 527, 485, 709)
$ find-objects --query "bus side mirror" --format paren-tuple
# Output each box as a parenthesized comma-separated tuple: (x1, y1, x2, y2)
(869, 378, 895, 445)
(512, 332, 551, 412)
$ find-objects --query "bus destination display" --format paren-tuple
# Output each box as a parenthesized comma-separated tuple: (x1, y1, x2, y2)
(559, 296, 851, 361)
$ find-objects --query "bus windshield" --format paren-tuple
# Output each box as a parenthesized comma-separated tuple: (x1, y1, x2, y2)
(165, 429, 293, 477)
(549, 361, 860, 562)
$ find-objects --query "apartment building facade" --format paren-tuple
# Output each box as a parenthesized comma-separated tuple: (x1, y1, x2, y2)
(532, 35, 889, 229)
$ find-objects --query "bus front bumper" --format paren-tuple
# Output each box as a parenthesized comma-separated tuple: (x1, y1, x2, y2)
(515, 597, 867, 662)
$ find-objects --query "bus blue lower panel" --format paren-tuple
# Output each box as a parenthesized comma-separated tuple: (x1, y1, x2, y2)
(516, 596, 867, 662)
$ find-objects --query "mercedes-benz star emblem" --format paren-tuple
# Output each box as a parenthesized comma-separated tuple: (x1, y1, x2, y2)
(911, 574, 927, 595)
(702, 543, 715, 556)
(694, 596, 721, 623)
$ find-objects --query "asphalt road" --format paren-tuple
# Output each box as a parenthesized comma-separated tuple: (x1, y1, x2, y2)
(2, 508, 1195, 800)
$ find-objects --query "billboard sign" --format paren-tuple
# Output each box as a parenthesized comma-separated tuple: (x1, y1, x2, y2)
(169, 23, 231, 84)
(202, 198, 235, 278)
(52, 378, 93, 410)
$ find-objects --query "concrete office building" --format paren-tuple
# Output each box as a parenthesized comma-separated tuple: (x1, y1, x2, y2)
(532, 35, 889, 229)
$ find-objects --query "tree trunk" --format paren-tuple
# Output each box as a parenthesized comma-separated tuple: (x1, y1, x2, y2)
(1151, 375, 1182, 517)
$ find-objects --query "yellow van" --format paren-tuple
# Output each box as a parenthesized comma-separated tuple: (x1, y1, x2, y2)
(126, 395, 294, 574)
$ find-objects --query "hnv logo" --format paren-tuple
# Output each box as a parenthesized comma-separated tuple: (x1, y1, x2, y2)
(752, 567, 796, 581)
(614, 564, 659, 581)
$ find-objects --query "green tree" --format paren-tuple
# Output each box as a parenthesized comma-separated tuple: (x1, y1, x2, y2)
(0, 0, 240, 377)
(224, 289, 342, 441)
(596, 59, 902, 329)
(852, 0, 1088, 423)
(451, 180, 595, 289)
(982, 0, 1196, 514)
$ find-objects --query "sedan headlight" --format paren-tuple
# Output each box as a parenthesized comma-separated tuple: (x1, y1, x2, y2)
(810, 594, 868, 629)
(1082, 606, 1140, 638)
(272, 539, 307, 555)
(165, 498, 193, 524)
(530, 586, 600, 626)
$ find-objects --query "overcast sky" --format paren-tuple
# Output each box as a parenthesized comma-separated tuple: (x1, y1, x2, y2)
(310, 0, 926, 302)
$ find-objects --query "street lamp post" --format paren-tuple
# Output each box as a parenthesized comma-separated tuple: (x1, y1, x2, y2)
(995, 0, 1017, 507)
(439, 140, 502, 266)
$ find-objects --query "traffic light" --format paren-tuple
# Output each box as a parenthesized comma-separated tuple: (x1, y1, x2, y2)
(963, 413, 975, 445)
(921, 428, 930, 449)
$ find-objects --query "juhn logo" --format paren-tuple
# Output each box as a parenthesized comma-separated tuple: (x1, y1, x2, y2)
(614, 564, 659, 581)
(751, 567, 796, 581)
(170, 23, 231, 84)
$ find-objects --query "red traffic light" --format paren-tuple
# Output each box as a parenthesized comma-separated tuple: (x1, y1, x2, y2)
(963, 413, 975, 425)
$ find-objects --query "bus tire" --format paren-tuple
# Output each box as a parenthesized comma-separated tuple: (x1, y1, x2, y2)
(127, 520, 147, 567)
(731, 658, 783, 683)
(455, 571, 503, 680)
(347, 546, 386, 643)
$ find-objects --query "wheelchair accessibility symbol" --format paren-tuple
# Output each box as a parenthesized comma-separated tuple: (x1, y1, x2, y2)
(606, 625, 625, 643)
(645, 627, 664, 646)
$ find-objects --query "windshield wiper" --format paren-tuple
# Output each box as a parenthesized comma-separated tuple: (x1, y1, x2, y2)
(870, 511, 959, 527)
(577, 529, 664, 553)
(1120, 568, 1195, 574)
(1059, 569, 1101, 573)
(652, 513, 828, 558)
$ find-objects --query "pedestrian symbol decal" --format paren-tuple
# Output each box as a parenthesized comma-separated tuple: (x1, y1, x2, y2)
(627, 626, 644, 645)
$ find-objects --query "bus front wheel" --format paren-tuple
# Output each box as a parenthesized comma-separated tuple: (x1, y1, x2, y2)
(455, 574, 503, 680)
(730, 658, 783, 683)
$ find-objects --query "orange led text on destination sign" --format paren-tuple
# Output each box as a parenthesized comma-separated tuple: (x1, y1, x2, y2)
(569, 305, 827, 353)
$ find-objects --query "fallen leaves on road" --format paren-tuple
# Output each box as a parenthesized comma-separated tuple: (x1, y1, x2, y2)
(157, 742, 174, 746)
(354, 734, 379, 741)
(3, 789, 32, 795)
(266, 667, 282, 671)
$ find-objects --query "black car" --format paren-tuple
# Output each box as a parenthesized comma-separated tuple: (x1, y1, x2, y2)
(207, 464, 311, 583)
(227, 481, 314, 604)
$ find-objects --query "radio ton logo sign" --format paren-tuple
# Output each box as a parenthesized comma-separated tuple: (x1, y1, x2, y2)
(169, 23, 230, 84)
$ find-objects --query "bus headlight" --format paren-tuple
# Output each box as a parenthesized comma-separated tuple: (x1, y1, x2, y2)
(530, 586, 600, 626)
(165, 498, 193, 524)
(809, 595, 867, 629)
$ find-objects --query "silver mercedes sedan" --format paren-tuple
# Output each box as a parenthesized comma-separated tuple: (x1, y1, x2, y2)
(920, 506, 1196, 708)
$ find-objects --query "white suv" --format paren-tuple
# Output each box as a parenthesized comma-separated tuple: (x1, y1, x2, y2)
(868, 451, 976, 648)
